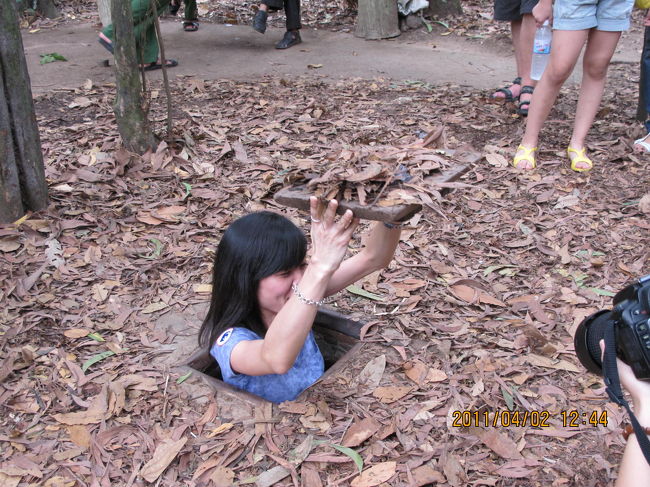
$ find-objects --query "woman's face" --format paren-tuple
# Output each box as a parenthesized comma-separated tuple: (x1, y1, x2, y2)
(257, 264, 306, 327)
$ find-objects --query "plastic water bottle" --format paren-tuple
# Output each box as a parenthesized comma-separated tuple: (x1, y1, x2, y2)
(531, 21, 552, 81)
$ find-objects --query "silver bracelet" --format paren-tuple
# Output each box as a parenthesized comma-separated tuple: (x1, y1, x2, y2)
(291, 283, 327, 306)
(383, 221, 403, 230)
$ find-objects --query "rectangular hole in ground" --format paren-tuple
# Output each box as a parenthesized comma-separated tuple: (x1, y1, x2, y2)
(185, 307, 364, 404)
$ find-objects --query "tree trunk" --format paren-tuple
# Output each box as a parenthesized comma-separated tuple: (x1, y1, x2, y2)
(426, 0, 462, 17)
(111, 0, 157, 154)
(0, 0, 48, 223)
(98, 0, 112, 26)
(0, 67, 24, 223)
(355, 0, 400, 40)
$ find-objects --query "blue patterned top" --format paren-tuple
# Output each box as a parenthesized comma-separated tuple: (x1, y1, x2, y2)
(210, 327, 324, 403)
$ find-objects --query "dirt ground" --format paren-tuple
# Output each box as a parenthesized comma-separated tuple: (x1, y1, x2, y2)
(3, 2, 650, 487)
(21, 15, 642, 96)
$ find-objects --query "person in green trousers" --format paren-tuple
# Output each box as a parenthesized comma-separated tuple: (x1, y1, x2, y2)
(170, 0, 199, 31)
(98, 0, 179, 70)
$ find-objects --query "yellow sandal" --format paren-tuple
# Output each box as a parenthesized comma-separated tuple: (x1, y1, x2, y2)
(567, 146, 593, 172)
(512, 145, 537, 170)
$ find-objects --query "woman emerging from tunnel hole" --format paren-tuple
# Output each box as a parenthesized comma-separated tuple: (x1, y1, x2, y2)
(198, 197, 403, 403)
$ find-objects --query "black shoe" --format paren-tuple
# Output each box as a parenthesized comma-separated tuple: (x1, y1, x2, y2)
(275, 31, 301, 49)
(252, 10, 268, 34)
(169, 1, 180, 15)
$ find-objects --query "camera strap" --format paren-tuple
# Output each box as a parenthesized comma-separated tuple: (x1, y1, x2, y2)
(602, 324, 650, 465)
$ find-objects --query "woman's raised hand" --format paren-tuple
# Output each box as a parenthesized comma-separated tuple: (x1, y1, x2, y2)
(308, 197, 360, 276)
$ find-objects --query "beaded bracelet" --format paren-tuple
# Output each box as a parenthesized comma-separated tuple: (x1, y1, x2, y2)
(623, 424, 650, 440)
(291, 283, 327, 306)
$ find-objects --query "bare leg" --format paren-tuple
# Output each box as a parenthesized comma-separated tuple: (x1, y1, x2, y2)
(517, 14, 537, 107)
(515, 29, 588, 169)
(568, 29, 621, 168)
(493, 19, 523, 99)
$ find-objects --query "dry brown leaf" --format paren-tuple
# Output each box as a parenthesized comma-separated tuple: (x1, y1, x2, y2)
(639, 193, 650, 214)
(450, 283, 478, 303)
(526, 353, 580, 373)
(211, 466, 235, 487)
(300, 464, 324, 487)
(411, 464, 445, 486)
(193, 283, 212, 293)
(372, 385, 413, 403)
(494, 459, 541, 478)
(63, 328, 90, 338)
(53, 387, 109, 425)
(141, 302, 168, 314)
(136, 213, 164, 225)
(0, 473, 20, 487)
(140, 437, 188, 483)
(256, 465, 291, 487)
(469, 427, 523, 460)
(44, 477, 76, 487)
(403, 360, 447, 385)
(207, 422, 234, 438)
(450, 283, 506, 307)
(0, 238, 20, 252)
(341, 417, 381, 447)
(350, 461, 397, 487)
(441, 452, 467, 486)
(67, 425, 91, 449)
(354, 354, 386, 391)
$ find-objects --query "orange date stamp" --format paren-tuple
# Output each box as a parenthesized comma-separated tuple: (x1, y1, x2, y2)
(451, 410, 608, 428)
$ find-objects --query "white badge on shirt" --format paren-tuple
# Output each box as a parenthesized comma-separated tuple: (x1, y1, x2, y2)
(216, 328, 233, 346)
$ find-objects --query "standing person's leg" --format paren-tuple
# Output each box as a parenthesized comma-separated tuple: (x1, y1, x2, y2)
(567, 0, 633, 169)
(567, 29, 621, 169)
(515, 4, 538, 115)
(275, 0, 301, 49)
(635, 24, 650, 152)
(183, 0, 199, 31)
(514, 30, 587, 169)
(131, 0, 160, 64)
(633, 19, 650, 152)
(253, 0, 283, 33)
(99, 0, 173, 65)
(492, 0, 524, 100)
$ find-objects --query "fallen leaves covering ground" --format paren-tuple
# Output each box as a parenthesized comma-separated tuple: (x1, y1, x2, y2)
(2, 65, 649, 486)
(3, 4, 650, 485)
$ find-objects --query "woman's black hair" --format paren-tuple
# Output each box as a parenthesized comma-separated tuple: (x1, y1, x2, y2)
(198, 211, 307, 348)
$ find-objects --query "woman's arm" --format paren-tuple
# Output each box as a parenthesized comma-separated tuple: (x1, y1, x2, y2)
(598, 341, 650, 486)
(324, 221, 401, 296)
(614, 357, 650, 486)
(230, 199, 358, 376)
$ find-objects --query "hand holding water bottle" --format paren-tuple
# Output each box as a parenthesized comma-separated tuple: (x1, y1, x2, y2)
(531, 20, 552, 81)
(532, 0, 552, 27)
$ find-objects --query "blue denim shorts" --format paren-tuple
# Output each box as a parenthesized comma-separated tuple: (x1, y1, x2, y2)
(553, 0, 634, 31)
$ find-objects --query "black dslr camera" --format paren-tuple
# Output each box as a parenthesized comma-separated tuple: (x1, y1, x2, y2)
(574, 274, 650, 381)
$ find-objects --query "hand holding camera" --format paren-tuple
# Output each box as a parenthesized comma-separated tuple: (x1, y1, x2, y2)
(574, 275, 650, 471)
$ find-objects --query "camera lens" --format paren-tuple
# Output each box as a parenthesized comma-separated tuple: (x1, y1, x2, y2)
(574, 310, 614, 375)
